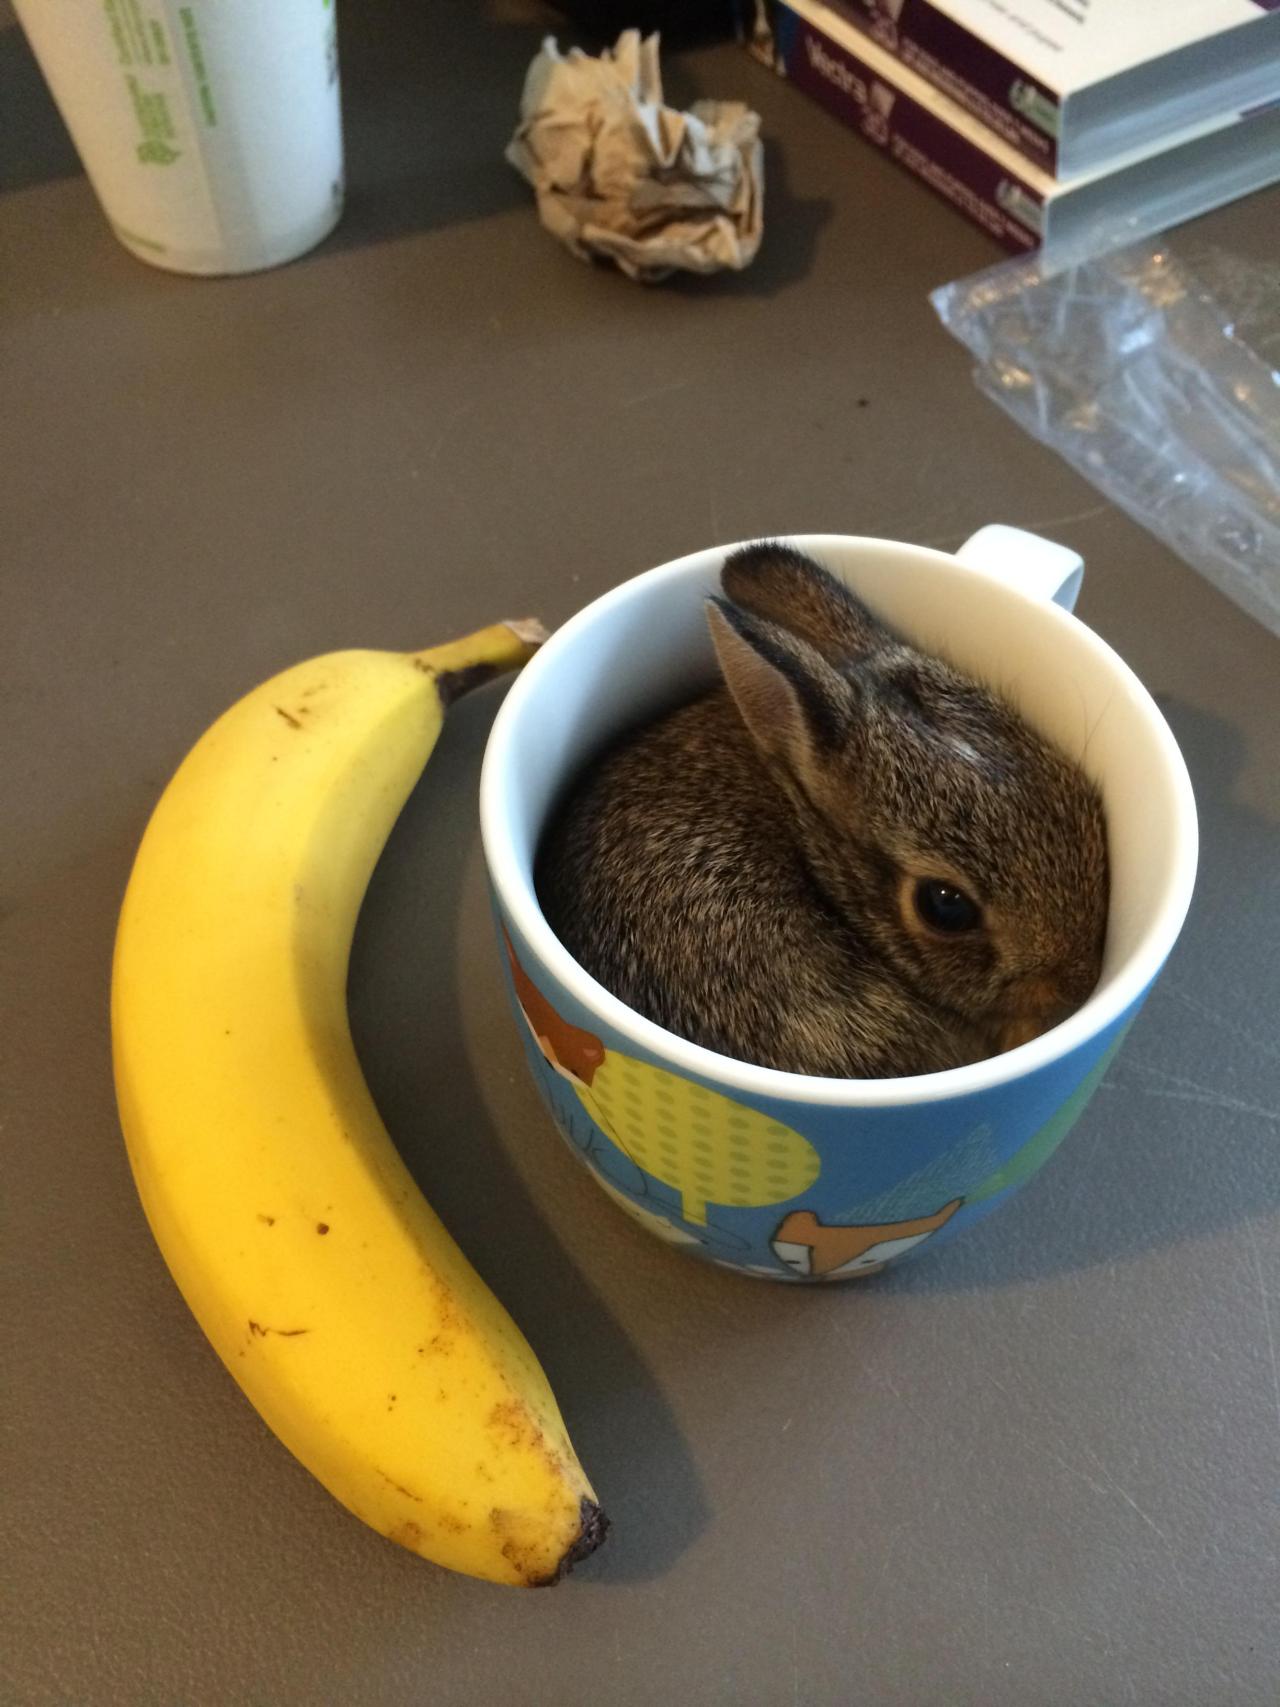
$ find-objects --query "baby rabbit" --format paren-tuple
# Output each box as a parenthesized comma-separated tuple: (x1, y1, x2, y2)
(535, 543, 1109, 1079)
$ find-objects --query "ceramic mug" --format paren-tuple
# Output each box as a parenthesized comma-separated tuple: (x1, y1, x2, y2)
(479, 528, 1197, 1281)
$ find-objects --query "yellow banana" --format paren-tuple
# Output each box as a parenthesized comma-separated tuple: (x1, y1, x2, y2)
(112, 621, 606, 1587)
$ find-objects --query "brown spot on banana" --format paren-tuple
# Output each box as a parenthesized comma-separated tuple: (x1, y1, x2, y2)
(487, 1498, 609, 1586)
(377, 1471, 423, 1503)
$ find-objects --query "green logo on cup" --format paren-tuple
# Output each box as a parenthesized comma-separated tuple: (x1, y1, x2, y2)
(136, 139, 180, 165)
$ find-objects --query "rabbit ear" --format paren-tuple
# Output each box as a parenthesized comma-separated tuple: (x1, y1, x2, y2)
(707, 598, 854, 781)
(721, 543, 890, 665)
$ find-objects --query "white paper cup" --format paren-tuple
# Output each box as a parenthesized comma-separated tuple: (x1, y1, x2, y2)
(14, 0, 344, 275)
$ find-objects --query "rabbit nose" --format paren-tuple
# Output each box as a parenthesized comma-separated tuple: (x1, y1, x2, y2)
(997, 978, 1073, 1052)
(998, 1015, 1052, 1051)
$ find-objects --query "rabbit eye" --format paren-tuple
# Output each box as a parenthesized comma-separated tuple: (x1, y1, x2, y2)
(914, 879, 982, 934)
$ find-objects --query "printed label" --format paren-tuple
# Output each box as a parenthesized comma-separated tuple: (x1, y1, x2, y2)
(783, 8, 1042, 253)
(995, 175, 1044, 231)
(177, 7, 218, 126)
(125, 73, 180, 163)
(823, 0, 1059, 166)
(1009, 76, 1060, 137)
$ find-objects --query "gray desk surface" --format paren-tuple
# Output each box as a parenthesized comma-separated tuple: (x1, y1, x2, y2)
(4, 3, 1279, 1703)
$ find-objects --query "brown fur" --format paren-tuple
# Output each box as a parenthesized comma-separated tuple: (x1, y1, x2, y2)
(535, 543, 1108, 1080)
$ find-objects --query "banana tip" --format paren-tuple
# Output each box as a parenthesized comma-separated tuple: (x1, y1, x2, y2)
(503, 617, 551, 648)
(428, 617, 551, 708)
(535, 1498, 609, 1587)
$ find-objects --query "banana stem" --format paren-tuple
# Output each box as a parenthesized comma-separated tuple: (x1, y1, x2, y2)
(412, 618, 550, 707)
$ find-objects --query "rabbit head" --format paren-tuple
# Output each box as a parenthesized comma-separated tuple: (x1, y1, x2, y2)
(707, 543, 1109, 1059)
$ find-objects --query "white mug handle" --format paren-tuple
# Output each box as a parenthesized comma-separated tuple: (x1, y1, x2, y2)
(954, 523, 1084, 613)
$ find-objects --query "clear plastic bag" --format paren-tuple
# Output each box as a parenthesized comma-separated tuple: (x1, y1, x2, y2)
(931, 242, 1280, 637)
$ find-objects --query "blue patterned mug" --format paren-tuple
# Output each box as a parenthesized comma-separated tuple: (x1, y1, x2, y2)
(479, 529, 1197, 1281)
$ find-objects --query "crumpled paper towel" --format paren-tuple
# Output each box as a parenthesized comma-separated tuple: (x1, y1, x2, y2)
(506, 30, 763, 283)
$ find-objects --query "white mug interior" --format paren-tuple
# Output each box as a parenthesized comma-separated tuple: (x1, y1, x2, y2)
(480, 534, 1198, 1108)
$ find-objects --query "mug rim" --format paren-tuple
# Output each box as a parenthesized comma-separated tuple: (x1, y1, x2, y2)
(480, 533, 1199, 1109)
